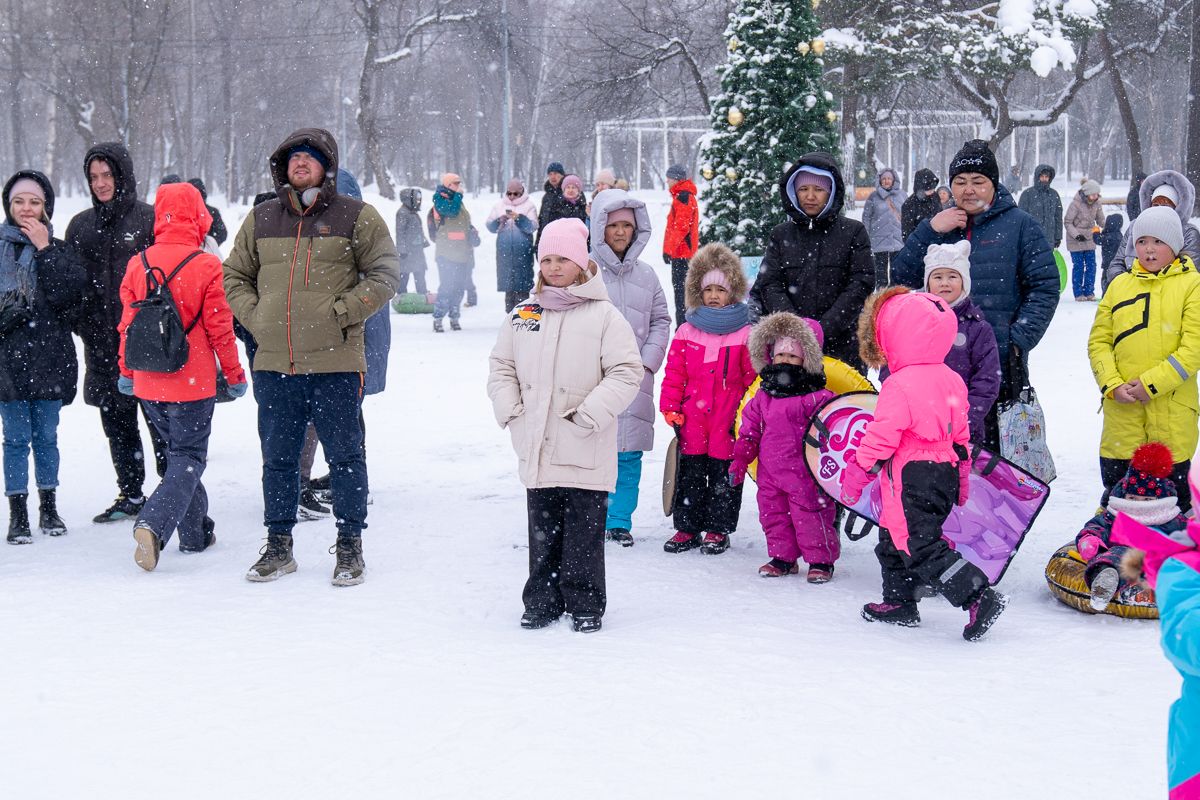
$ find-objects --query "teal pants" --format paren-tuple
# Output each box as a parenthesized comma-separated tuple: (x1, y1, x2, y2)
(606, 451, 644, 530)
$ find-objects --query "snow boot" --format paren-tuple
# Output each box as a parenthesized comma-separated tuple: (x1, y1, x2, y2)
(132, 524, 162, 571)
(310, 473, 331, 492)
(571, 614, 602, 634)
(605, 528, 634, 547)
(7, 494, 31, 545)
(93, 494, 145, 524)
(700, 532, 729, 555)
(37, 489, 67, 536)
(298, 488, 332, 521)
(807, 563, 835, 584)
(246, 533, 297, 582)
(450, 318, 462, 331)
(1089, 567, 1120, 611)
(331, 536, 365, 587)
(433, 318, 444, 333)
(759, 558, 799, 577)
(861, 601, 921, 627)
(520, 610, 560, 630)
(663, 531, 701, 553)
(179, 517, 216, 553)
(962, 588, 1008, 642)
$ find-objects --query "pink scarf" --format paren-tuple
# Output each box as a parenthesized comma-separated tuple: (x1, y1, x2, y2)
(534, 286, 588, 312)
(487, 193, 538, 227)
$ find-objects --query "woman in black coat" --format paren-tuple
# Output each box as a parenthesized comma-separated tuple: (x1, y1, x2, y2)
(749, 152, 874, 367)
(0, 171, 86, 543)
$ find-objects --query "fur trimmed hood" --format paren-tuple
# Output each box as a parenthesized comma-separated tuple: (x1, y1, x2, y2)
(857, 286, 911, 369)
(749, 313, 823, 374)
(685, 243, 748, 310)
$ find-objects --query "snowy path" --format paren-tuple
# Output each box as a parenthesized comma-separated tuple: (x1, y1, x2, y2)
(1, 192, 1173, 798)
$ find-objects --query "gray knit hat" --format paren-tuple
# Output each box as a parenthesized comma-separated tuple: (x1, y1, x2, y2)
(1132, 206, 1184, 256)
(666, 164, 688, 181)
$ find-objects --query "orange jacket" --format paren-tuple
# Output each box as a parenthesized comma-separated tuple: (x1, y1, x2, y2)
(664, 179, 700, 259)
(118, 183, 245, 402)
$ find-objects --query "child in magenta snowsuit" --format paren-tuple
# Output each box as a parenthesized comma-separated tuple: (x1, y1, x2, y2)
(842, 287, 1007, 641)
(729, 313, 838, 582)
(660, 243, 757, 554)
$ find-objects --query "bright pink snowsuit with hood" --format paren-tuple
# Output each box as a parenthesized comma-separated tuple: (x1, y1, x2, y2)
(660, 324, 757, 459)
(853, 292, 970, 552)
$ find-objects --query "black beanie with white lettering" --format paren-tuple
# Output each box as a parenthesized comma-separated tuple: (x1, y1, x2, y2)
(948, 139, 1000, 189)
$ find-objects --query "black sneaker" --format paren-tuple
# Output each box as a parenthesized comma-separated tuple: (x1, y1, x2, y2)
(246, 534, 297, 582)
(93, 494, 145, 524)
(861, 601, 921, 627)
(520, 611, 560, 630)
(606, 528, 634, 547)
(331, 536, 365, 587)
(298, 488, 332, 521)
(572, 614, 602, 634)
(962, 588, 1008, 642)
(309, 474, 331, 492)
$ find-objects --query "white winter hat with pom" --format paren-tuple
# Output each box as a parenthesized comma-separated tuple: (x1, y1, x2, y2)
(924, 240, 973, 298)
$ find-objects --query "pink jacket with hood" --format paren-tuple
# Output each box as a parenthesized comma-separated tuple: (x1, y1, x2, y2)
(852, 288, 969, 551)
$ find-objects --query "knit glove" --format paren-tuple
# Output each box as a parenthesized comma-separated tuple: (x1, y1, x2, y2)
(958, 458, 972, 507)
(117, 376, 134, 396)
(227, 381, 249, 399)
(840, 458, 872, 505)
(728, 461, 747, 487)
(662, 253, 671, 265)
(662, 411, 685, 428)
(1077, 533, 1105, 562)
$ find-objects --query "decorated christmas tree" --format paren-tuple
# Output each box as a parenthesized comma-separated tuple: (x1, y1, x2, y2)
(700, 0, 839, 255)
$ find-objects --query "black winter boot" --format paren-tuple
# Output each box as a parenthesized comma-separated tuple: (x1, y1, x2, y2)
(331, 536, 365, 587)
(7, 494, 31, 545)
(861, 600, 921, 627)
(38, 489, 67, 536)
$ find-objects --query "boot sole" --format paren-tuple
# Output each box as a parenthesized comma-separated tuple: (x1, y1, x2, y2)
(133, 528, 160, 571)
(1089, 570, 1120, 611)
(332, 571, 364, 587)
(41, 526, 67, 537)
(7, 534, 33, 545)
(664, 540, 702, 553)
(861, 609, 920, 627)
(245, 560, 298, 582)
(964, 593, 1009, 642)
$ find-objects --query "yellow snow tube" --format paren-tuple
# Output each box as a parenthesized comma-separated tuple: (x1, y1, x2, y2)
(1044, 542, 1159, 619)
(735, 357, 875, 481)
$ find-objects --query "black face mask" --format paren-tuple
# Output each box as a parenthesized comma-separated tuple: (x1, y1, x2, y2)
(759, 362, 825, 398)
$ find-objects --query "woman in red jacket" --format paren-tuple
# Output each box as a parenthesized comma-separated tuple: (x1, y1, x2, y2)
(663, 164, 700, 326)
(117, 182, 246, 571)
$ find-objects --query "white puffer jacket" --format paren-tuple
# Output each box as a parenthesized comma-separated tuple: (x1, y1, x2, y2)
(487, 267, 642, 492)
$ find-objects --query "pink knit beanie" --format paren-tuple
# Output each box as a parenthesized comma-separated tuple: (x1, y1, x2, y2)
(701, 269, 731, 292)
(772, 337, 803, 359)
(538, 218, 590, 269)
(795, 171, 833, 192)
(606, 207, 636, 226)
(563, 175, 584, 192)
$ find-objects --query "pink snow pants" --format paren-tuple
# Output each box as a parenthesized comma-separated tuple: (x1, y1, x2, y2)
(757, 484, 839, 564)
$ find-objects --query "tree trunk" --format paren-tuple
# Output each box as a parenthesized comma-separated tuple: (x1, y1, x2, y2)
(356, 3, 395, 199)
(1100, 32, 1143, 178)
(1187, 1, 1200, 214)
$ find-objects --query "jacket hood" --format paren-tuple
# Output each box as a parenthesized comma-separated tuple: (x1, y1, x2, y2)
(779, 152, 845, 227)
(1033, 164, 1056, 183)
(537, 262, 611, 304)
(1140, 170, 1195, 225)
(187, 177, 208, 201)
(84, 142, 138, 213)
(269, 127, 340, 216)
(400, 188, 422, 211)
(684, 243, 748, 310)
(2, 170, 55, 225)
(876, 168, 901, 191)
(1103, 213, 1123, 233)
(858, 287, 956, 370)
(336, 168, 362, 200)
(590, 189, 650, 272)
(749, 312, 823, 374)
(670, 179, 698, 197)
(152, 182, 212, 247)
(913, 169, 938, 193)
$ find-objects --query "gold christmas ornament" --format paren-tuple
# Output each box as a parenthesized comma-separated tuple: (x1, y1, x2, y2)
(724, 167, 738, 181)
(727, 107, 744, 127)
(701, 166, 714, 180)
(728, 36, 740, 51)
(797, 41, 810, 56)
(826, 110, 838, 123)
(811, 0, 821, 9)
(811, 38, 826, 56)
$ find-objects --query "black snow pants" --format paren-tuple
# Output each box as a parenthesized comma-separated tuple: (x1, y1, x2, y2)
(673, 454, 743, 535)
(524, 487, 608, 618)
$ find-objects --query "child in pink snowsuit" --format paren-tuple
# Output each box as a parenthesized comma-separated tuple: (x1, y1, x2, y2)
(730, 313, 838, 582)
(842, 287, 1007, 641)
(660, 243, 757, 554)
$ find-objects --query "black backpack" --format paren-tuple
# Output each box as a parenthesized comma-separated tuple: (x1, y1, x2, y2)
(124, 250, 203, 373)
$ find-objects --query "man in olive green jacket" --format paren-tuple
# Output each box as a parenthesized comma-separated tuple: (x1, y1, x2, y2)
(224, 127, 399, 587)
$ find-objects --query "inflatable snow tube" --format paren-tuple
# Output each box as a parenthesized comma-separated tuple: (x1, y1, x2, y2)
(735, 357, 874, 481)
(1054, 250, 1068, 294)
(1044, 542, 1158, 619)
(392, 292, 436, 314)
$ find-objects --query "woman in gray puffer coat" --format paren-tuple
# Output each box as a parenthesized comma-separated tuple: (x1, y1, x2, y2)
(860, 168, 907, 287)
(1102, 169, 1200, 294)
(394, 188, 429, 294)
(589, 189, 671, 546)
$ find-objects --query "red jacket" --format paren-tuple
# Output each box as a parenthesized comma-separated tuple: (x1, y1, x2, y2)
(659, 322, 757, 460)
(663, 179, 700, 260)
(118, 183, 245, 402)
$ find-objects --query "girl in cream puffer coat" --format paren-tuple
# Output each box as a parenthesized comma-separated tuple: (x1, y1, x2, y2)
(487, 218, 641, 634)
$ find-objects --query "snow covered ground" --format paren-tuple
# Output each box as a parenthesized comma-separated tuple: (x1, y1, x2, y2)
(2, 188, 1176, 799)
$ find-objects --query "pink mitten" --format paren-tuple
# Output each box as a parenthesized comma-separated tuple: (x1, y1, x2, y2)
(1077, 533, 1104, 562)
(841, 458, 872, 505)
(728, 461, 747, 487)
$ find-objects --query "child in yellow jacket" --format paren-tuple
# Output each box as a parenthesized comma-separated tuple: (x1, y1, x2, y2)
(1089, 206, 1200, 511)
